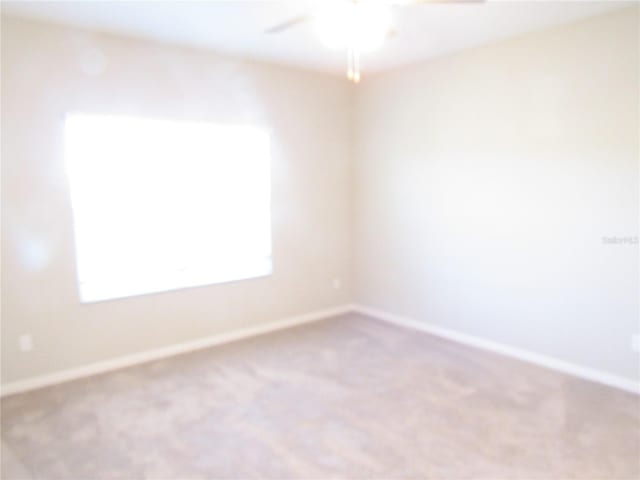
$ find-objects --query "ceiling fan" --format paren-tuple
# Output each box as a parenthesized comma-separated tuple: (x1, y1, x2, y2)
(265, 0, 483, 83)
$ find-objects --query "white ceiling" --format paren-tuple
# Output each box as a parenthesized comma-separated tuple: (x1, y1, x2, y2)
(1, 1, 631, 76)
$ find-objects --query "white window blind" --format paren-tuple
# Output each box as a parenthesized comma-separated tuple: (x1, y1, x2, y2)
(64, 113, 271, 303)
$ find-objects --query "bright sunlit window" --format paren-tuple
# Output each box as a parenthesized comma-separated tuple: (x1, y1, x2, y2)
(65, 113, 271, 303)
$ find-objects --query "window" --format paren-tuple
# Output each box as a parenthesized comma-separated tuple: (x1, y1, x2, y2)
(64, 113, 271, 303)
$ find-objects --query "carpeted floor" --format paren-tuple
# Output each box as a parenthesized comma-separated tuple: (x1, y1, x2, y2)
(2, 313, 639, 479)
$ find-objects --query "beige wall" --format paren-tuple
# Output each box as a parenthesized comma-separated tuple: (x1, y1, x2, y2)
(1, 18, 353, 384)
(3, 7, 638, 387)
(354, 7, 639, 382)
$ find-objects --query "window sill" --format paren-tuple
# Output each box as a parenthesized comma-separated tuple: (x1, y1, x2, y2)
(78, 257, 272, 303)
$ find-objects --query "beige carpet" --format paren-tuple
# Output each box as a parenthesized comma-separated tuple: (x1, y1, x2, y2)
(2, 313, 639, 479)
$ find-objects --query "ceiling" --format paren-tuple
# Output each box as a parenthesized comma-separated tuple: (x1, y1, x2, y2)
(1, 1, 631, 76)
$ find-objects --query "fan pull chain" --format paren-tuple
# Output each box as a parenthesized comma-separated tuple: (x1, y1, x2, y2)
(346, 46, 361, 83)
(347, 46, 354, 80)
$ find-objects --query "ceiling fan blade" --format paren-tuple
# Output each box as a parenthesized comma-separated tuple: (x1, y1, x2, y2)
(265, 15, 311, 34)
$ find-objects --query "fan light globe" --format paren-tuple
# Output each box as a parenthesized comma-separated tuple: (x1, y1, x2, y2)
(315, 2, 392, 53)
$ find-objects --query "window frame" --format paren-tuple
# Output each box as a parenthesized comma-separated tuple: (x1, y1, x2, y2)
(64, 112, 273, 303)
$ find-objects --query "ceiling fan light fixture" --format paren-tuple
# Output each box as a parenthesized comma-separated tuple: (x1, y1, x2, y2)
(314, 2, 392, 53)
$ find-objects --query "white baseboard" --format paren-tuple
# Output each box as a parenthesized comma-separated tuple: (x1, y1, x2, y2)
(0, 304, 352, 397)
(353, 304, 640, 395)
(4, 303, 637, 397)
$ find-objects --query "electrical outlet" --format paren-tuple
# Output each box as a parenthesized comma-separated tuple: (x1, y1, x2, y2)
(19, 334, 33, 352)
(332, 278, 342, 290)
(632, 334, 640, 353)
